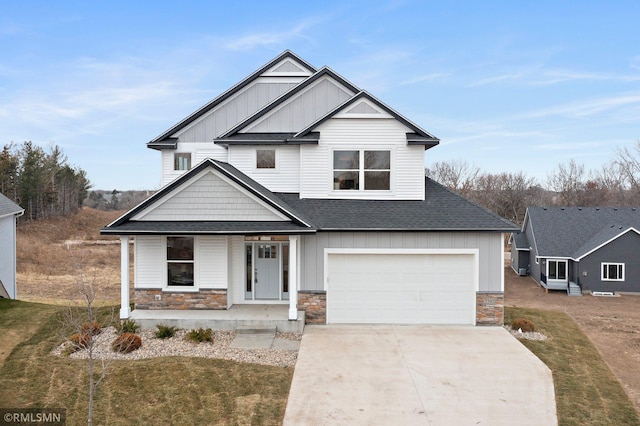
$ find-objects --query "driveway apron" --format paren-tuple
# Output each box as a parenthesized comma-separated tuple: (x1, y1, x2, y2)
(283, 325, 557, 425)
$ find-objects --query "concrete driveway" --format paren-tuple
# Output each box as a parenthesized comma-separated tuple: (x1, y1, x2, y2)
(284, 325, 557, 425)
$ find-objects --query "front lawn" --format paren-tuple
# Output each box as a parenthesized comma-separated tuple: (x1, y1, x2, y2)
(506, 307, 640, 426)
(0, 299, 293, 425)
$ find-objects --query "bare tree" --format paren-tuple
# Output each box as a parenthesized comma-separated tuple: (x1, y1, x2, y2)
(426, 159, 480, 197)
(61, 251, 115, 426)
(547, 159, 586, 206)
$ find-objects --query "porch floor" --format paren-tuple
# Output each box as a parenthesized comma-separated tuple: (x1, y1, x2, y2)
(129, 304, 305, 333)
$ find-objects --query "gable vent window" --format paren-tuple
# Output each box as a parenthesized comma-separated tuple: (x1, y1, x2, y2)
(257, 149, 276, 169)
(174, 153, 191, 171)
(333, 150, 390, 191)
(602, 262, 624, 281)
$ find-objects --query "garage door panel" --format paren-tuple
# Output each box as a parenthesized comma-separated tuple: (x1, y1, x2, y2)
(327, 253, 476, 325)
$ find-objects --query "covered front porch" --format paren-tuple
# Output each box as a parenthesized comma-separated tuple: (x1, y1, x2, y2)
(129, 304, 305, 333)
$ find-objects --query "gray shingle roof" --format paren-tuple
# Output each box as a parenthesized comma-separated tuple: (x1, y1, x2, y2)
(102, 221, 314, 235)
(526, 207, 640, 259)
(102, 160, 517, 235)
(214, 132, 320, 145)
(511, 231, 530, 250)
(276, 179, 517, 232)
(0, 193, 23, 218)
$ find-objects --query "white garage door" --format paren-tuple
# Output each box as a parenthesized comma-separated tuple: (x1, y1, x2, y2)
(326, 251, 477, 325)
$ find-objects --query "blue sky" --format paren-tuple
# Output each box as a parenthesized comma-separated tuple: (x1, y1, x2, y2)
(2, 1, 639, 190)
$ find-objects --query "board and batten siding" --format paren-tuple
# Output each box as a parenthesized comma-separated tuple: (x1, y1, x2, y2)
(300, 232, 503, 293)
(133, 170, 288, 222)
(228, 145, 300, 192)
(134, 236, 164, 289)
(300, 118, 426, 200)
(243, 77, 355, 133)
(0, 216, 17, 298)
(173, 80, 301, 143)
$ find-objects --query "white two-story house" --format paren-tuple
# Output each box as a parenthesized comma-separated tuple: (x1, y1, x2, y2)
(102, 51, 517, 327)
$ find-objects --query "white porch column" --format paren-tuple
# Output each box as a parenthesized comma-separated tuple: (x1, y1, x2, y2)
(120, 235, 131, 319)
(288, 235, 298, 320)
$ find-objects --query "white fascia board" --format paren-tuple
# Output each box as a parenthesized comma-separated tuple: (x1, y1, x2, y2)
(574, 227, 640, 261)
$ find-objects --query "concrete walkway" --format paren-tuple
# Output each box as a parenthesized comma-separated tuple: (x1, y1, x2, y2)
(284, 325, 557, 426)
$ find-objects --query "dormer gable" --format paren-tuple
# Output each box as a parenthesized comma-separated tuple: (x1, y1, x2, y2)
(147, 50, 317, 149)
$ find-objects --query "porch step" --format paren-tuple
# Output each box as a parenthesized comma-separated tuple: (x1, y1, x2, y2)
(235, 326, 277, 336)
(568, 281, 582, 297)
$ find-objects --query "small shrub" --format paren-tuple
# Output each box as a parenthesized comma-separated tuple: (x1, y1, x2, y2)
(115, 319, 140, 334)
(511, 318, 536, 333)
(186, 328, 214, 343)
(69, 333, 91, 350)
(81, 321, 103, 336)
(155, 324, 179, 339)
(112, 332, 142, 353)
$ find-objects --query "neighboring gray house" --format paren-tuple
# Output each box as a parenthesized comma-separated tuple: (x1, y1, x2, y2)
(102, 51, 517, 326)
(511, 206, 640, 295)
(0, 193, 24, 299)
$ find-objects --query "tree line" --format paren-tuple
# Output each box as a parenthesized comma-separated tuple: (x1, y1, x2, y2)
(427, 141, 640, 226)
(0, 142, 90, 220)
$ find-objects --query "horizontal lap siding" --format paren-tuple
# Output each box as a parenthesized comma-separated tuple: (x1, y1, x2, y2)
(198, 237, 227, 289)
(300, 232, 502, 292)
(135, 236, 164, 288)
(300, 119, 425, 199)
(228, 145, 300, 192)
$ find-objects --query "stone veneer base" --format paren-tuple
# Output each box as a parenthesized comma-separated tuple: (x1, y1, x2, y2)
(297, 291, 326, 324)
(135, 288, 227, 310)
(476, 292, 504, 326)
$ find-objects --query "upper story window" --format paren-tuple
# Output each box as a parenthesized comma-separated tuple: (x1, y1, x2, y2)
(167, 236, 194, 286)
(256, 149, 276, 169)
(333, 150, 390, 191)
(602, 262, 624, 281)
(174, 153, 191, 171)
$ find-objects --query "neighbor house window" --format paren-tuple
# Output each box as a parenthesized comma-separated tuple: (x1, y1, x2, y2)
(333, 150, 390, 190)
(602, 263, 624, 281)
(256, 149, 276, 169)
(167, 237, 194, 286)
(174, 153, 191, 171)
(548, 260, 567, 280)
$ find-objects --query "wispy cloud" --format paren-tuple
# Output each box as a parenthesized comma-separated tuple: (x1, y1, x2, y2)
(467, 73, 525, 87)
(224, 16, 326, 51)
(400, 73, 449, 86)
(522, 91, 640, 119)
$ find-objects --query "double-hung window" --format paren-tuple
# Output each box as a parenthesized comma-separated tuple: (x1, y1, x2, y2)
(602, 263, 624, 281)
(547, 259, 567, 280)
(167, 237, 194, 286)
(333, 150, 390, 191)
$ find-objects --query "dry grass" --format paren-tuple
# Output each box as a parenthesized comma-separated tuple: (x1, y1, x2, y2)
(0, 299, 294, 425)
(505, 307, 640, 426)
(16, 208, 127, 304)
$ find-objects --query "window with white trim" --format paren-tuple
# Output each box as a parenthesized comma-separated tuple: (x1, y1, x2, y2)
(174, 153, 191, 171)
(548, 259, 567, 280)
(333, 150, 390, 190)
(602, 262, 624, 281)
(167, 237, 194, 286)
